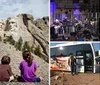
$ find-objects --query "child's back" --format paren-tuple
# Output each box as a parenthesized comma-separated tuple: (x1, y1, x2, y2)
(19, 51, 43, 82)
(20, 60, 38, 82)
(0, 64, 12, 81)
(0, 56, 13, 81)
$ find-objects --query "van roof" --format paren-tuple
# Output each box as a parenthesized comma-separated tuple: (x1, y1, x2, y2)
(51, 42, 92, 48)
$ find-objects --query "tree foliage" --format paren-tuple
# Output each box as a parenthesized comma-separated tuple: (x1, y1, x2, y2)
(34, 45, 42, 57)
(22, 41, 31, 51)
(6, 35, 15, 45)
(15, 37, 23, 51)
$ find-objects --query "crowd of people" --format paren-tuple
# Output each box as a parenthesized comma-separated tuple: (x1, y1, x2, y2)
(0, 51, 44, 82)
(50, 17, 99, 41)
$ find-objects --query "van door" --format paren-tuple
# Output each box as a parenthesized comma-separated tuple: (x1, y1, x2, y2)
(76, 51, 84, 73)
(84, 51, 93, 73)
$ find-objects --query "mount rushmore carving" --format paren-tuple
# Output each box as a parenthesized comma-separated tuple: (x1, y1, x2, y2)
(0, 14, 49, 62)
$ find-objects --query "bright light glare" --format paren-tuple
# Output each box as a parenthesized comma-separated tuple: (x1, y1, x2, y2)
(59, 46, 63, 50)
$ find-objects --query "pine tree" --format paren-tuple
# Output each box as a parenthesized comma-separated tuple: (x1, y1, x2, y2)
(15, 37, 23, 51)
(34, 45, 42, 57)
(3, 39, 7, 44)
(22, 41, 31, 51)
(6, 35, 15, 45)
(30, 44, 34, 53)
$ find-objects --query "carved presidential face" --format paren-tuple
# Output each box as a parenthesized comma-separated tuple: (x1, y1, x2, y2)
(8, 18, 17, 31)
(0, 20, 5, 31)
(0, 22, 3, 29)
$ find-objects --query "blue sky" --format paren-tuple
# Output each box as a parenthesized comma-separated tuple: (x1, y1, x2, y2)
(0, 0, 49, 19)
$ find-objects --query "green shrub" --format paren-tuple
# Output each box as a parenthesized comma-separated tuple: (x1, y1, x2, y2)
(3, 39, 7, 43)
(22, 41, 31, 51)
(6, 35, 15, 45)
(14, 37, 23, 51)
(34, 45, 42, 56)
(30, 45, 34, 53)
(34, 45, 49, 63)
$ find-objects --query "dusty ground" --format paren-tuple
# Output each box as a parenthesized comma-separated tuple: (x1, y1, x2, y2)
(51, 71, 100, 85)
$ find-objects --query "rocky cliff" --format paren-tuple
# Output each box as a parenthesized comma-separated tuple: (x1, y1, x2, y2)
(0, 14, 49, 85)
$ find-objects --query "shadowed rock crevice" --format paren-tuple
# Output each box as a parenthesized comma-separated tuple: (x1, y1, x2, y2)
(23, 14, 28, 28)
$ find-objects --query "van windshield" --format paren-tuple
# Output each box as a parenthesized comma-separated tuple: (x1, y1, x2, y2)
(93, 43, 100, 57)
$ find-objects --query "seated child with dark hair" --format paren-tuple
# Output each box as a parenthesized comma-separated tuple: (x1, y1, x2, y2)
(18, 51, 43, 82)
(0, 56, 14, 81)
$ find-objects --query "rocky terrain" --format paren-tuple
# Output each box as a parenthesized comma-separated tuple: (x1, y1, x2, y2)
(51, 71, 100, 85)
(0, 14, 49, 85)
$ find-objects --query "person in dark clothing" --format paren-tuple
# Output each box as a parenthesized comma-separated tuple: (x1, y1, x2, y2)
(50, 26, 56, 40)
(68, 53, 77, 75)
(0, 56, 14, 81)
(50, 25, 59, 40)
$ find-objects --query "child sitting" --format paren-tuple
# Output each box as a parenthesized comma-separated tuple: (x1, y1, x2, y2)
(18, 51, 43, 82)
(0, 56, 14, 82)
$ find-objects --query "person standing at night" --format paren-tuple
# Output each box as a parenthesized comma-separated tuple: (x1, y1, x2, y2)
(68, 53, 77, 75)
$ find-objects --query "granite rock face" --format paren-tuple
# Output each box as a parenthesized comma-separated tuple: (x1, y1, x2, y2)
(0, 14, 49, 85)
(0, 14, 49, 61)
